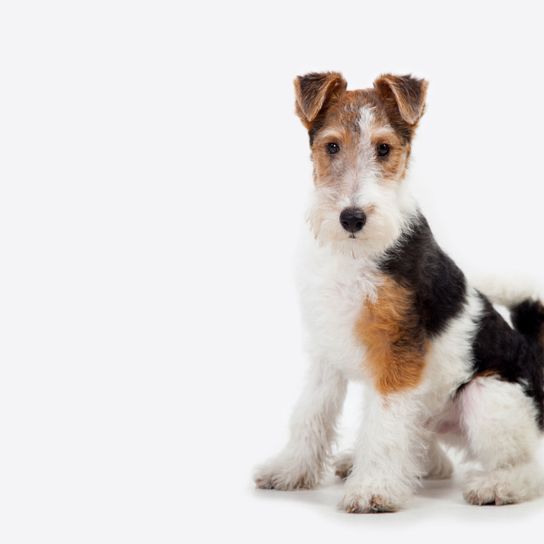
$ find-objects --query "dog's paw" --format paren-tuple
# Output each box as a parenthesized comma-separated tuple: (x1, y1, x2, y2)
(333, 451, 354, 480)
(341, 491, 398, 514)
(463, 471, 522, 506)
(254, 458, 320, 491)
(463, 488, 513, 506)
(463, 485, 516, 506)
(463, 463, 544, 506)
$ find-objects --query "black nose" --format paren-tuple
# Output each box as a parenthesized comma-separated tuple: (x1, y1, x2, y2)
(339, 207, 366, 233)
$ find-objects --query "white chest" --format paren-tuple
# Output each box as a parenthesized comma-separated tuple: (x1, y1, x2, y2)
(296, 237, 379, 380)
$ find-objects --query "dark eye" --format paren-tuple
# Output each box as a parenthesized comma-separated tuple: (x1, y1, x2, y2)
(326, 142, 340, 155)
(377, 143, 391, 157)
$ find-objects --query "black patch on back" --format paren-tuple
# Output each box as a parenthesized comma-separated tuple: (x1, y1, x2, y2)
(472, 295, 544, 428)
(379, 213, 467, 336)
(378, 212, 544, 426)
(511, 299, 544, 340)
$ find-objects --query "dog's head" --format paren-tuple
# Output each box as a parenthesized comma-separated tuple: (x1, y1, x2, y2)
(295, 72, 427, 258)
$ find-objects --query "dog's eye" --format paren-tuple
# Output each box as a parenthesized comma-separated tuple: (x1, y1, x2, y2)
(377, 143, 391, 157)
(326, 142, 340, 155)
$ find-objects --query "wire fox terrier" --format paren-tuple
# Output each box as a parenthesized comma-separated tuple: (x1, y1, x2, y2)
(254, 72, 544, 513)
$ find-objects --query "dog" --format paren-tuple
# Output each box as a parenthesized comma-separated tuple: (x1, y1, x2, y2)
(254, 72, 544, 513)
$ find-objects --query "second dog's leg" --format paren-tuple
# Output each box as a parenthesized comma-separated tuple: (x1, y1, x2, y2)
(342, 390, 426, 513)
(254, 362, 347, 490)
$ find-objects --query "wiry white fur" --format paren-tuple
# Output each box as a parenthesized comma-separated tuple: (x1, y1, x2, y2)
(422, 288, 484, 411)
(471, 273, 544, 308)
(335, 437, 454, 483)
(254, 361, 347, 490)
(340, 288, 485, 512)
(255, 105, 544, 511)
(460, 377, 544, 504)
(424, 438, 454, 479)
(341, 388, 429, 512)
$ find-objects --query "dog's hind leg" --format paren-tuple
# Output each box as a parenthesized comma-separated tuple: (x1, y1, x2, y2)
(459, 376, 544, 505)
(254, 361, 347, 490)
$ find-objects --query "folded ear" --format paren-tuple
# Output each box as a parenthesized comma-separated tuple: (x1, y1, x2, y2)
(374, 74, 428, 127)
(294, 72, 347, 128)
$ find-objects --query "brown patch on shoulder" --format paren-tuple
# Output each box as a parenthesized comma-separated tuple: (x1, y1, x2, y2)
(356, 276, 427, 394)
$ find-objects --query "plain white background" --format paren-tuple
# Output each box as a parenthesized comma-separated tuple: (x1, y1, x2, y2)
(1, 0, 544, 542)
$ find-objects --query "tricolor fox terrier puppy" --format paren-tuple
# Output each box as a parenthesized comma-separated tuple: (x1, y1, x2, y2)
(254, 72, 544, 513)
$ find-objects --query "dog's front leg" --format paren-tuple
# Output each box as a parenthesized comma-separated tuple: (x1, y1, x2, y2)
(342, 389, 425, 513)
(254, 361, 347, 490)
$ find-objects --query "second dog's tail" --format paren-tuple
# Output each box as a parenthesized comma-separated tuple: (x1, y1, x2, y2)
(473, 275, 544, 347)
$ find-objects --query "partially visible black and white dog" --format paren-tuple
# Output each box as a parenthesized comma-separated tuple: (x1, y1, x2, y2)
(254, 72, 544, 513)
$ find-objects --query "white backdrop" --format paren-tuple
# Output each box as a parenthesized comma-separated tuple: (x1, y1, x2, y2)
(1, 1, 544, 542)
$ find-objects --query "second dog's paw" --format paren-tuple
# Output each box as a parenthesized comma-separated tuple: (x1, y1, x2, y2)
(341, 491, 398, 514)
(254, 458, 320, 491)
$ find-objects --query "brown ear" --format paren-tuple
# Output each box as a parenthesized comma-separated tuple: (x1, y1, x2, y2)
(294, 72, 347, 128)
(374, 74, 428, 127)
